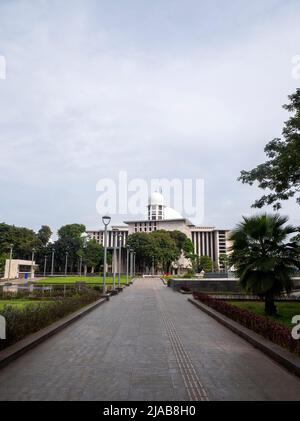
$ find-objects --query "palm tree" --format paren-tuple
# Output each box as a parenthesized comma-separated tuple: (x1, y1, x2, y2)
(230, 214, 300, 316)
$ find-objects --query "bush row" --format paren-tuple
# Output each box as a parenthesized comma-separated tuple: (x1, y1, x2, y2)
(0, 289, 102, 350)
(193, 291, 300, 355)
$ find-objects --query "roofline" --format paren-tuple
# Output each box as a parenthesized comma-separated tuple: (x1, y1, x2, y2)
(123, 218, 194, 225)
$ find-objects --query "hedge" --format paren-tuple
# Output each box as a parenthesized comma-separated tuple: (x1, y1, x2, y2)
(193, 291, 300, 356)
(0, 289, 102, 350)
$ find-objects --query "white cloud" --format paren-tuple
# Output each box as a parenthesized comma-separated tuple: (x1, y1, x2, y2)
(0, 0, 299, 231)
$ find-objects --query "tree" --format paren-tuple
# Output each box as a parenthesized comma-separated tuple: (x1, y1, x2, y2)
(150, 230, 179, 272)
(169, 230, 194, 258)
(199, 255, 213, 272)
(57, 224, 86, 240)
(219, 253, 229, 271)
(127, 232, 156, 271)
(239, 89, 300, 210)
(0, 223, 38, 262)
(83, 240, 104, 273)
(229, 214, 300, 315)
(55, 224, 86, 273)
(127, 230, 191, 273)
(37, 225, 52, 247)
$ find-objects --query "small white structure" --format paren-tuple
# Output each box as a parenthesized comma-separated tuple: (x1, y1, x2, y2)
(3, 259, 36, 280)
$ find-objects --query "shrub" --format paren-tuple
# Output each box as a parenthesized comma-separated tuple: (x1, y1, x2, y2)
(193, 291, 300, 355)
(183, 269, 195, 279)
(0, 289, 102, 350)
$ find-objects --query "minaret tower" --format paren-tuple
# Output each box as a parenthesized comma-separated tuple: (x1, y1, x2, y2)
(147, 191, 165, 221)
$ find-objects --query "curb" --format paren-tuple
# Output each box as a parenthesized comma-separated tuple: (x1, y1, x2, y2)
(188, 297, 300, 378)
(0, 297, 108, 369)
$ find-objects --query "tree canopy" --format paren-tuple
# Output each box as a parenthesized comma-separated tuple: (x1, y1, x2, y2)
(229, 213, 300, 315)
(37, 225, 52, 248)
(0, 222, 105, 275)
(127, 229, 194, 272)
(239, 89, 300, 210)
(0, 223, 38, 264)
(83, 239, 104, 272)
(200, 255, 213, 272)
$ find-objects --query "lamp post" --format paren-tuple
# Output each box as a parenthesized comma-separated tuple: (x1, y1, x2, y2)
(84, 233, 89, 276)
(79, 255, 82, 276)
(118, 232, 122, 289)
(80, 232, 89, 277)
(102, 215, 111, 294)
(51, 248, 55, 276)
(152, 256, 154, 276)
(43, 255, 47, 277)
(65, 250, 68, 276)
(133, 251, 136, 277)
(130, 248, 134, 278)
(31, 248, 35, 280)
(7, 244, 13, 281)
(112, 229, 119, 291)
(126, 245, 130, 286)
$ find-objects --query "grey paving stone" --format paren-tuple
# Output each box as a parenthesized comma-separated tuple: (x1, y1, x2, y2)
(0, 277, 300, 401)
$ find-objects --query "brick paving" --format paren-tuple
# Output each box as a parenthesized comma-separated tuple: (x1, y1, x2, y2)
(0, 278, 300, 401)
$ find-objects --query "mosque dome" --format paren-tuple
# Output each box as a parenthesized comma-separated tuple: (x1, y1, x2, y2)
(164, 207, 183, 220)
(148, 191, 165, 206)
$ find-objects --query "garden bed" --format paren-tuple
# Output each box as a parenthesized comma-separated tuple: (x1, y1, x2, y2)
(229, 301, 300, 328)
(193, 291, 300, 356)
(0, 289, 102, 350)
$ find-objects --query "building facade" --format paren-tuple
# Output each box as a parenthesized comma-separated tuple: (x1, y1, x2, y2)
(87, 192, 231, 272)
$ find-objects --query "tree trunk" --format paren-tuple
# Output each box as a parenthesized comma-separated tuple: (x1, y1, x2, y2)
(265, 294, 277, 316)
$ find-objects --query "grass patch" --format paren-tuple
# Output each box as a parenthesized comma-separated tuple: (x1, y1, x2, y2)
(37, 275, 131, 285)
(230, 301, 300, 327)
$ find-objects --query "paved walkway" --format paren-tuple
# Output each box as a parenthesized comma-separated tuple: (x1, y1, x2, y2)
(1, 278, 300, 401)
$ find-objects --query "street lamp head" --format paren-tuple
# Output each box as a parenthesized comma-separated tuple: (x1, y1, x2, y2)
(102, 215, 111, 226)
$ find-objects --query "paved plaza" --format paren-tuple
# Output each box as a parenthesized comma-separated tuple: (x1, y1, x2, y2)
(0, 278, 300, 401)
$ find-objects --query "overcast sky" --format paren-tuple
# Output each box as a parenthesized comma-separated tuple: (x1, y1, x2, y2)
(0, 0, 300, 235)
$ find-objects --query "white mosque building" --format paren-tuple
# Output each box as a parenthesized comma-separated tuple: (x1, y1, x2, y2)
(87, 192, 230, 273)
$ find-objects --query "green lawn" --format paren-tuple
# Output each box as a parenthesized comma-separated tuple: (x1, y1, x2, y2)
(230, 301, 300, 327)
(37, 275, 132, 285)
(0, 300, 52, 310)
